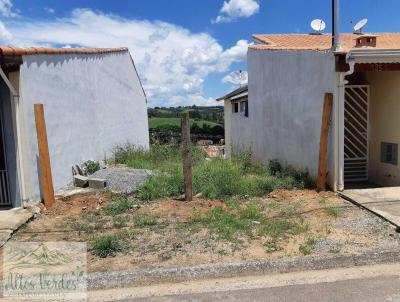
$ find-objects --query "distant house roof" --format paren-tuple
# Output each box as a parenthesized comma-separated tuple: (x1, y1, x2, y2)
(216, 85, 248, 102)
(251, 33, 400, 53)
(0, 46, 128, 56)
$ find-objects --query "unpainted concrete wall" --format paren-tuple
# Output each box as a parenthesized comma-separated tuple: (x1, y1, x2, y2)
(367, 71, 400, 186)
(20, 51, 149, 202)
(241, 49, 337, 179)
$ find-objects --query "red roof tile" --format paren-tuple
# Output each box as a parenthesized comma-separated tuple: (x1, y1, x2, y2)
(251, 33, 400, 52)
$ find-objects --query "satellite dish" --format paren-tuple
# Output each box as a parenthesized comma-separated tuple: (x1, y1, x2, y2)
(310, 19, 326, 34)
(223, 70, 248, 86)
(353, 18, 368, 34)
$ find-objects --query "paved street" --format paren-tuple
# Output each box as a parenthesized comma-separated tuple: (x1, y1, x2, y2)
(89, 263, 400, 302)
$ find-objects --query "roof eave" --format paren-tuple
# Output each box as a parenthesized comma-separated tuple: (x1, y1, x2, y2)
(216, 85, 248, 102)
(347, 49, 400, 64)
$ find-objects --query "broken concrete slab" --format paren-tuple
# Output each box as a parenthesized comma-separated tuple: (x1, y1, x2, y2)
(0, 208, 34, 231)
(88, 178, 107, 190)
(0, 208, 34, 248)
(0, 230, 13, 247)
(55, 187, 95, 199)
(340, 187, 400, 228)
(74, 175, 89, 188)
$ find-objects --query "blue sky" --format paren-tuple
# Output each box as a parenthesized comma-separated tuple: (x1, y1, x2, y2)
(1, 0, 400, 107)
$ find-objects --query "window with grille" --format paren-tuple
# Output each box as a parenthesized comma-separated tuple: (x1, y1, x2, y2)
(381, 142, 398, 165)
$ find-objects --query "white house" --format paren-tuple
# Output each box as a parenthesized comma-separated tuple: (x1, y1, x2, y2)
(219, 33, 400, 191)
(0, 47, 149, 208)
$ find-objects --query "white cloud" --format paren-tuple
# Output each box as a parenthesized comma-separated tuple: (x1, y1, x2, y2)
(222, 39, 251, 61)
(44, 7, 55, 14)
(0, 0, 16, 17)
(0, 21, 11, 42)
(3, 9, 249, 107)
(213, 0, 259, 24)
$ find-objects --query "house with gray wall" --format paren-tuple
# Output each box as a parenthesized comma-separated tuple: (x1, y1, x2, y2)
(0, 47, 149, 208)
(219, 32, 400, 191)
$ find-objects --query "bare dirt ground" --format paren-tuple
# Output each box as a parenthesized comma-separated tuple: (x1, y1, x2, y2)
(5, 189, 400, 273)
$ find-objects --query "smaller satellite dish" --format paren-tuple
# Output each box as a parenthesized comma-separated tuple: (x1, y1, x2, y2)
(310, 19, 326, 34)
(223, 70, 248, 86)
(354, 18, 368, 34)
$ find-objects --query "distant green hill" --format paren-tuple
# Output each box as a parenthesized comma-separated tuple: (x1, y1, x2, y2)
(148, 105, 224, 125)
(149, 117, 220, 129)
(147, 106, 224, 144)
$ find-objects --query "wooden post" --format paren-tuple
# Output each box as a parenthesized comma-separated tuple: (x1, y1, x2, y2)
(317, 93, 333, 192)
(34, 104, 55, 207)
(181, 112, 193, 201)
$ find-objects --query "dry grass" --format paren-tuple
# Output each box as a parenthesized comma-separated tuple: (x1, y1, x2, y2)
(5, 189, 395, 273)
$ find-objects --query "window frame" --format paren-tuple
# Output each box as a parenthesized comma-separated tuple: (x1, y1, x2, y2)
(381, 142, 398, 165)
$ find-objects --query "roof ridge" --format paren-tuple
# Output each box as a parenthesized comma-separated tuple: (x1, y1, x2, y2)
(0, 46, 129, 56)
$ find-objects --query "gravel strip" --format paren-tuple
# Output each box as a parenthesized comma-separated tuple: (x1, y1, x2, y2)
(90, 167, 153, 194)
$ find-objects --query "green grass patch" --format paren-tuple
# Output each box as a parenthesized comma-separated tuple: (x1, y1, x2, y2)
(257, 219, 305, 239)
(224, 198, 241, 209)
(264, 240, 282, 253)
(71, 222, 97, 233)
(89, 234, 125, 258)
(133, 213, 158, 228)
(192, 204, 306, 243)
(299, 238, 317, 255)
(89, 231, 136, 258)
(325, 207, 341, 217)
(138, 172, 183, 201)
(114, 145, 314, 201)
(113, 216, 128, 228)
(103, 195, 136, 216)
(194, 207, 252, 241)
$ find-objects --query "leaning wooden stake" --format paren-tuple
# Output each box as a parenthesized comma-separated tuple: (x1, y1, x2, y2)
(34, 104, 55, 207)
(181, 112, 193, 201)
(317, 93, 333, 192)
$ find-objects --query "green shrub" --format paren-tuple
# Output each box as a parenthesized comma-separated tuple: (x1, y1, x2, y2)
(299, 238, 317, 255)
(103, 195, 135, 216)
(84, 160, 101, 175)
(89, 234, 124, 258)
(193, 158, 242, 198)
(137, 171, 183, 201)
(264, 240, 281, 253)
(268, 160, 314, 189)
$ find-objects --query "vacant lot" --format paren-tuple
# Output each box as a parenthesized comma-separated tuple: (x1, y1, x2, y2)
(8, 189, 399, 273)
(5, 146, 399, 273)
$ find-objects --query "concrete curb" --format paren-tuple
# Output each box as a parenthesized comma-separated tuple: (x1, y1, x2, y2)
(87, 249, 400, 290)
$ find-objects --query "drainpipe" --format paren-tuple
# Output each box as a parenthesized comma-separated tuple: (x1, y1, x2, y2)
(335, 56, 355, 191)
(0, 67, 27, 206)
(332, 0, 341, 51)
